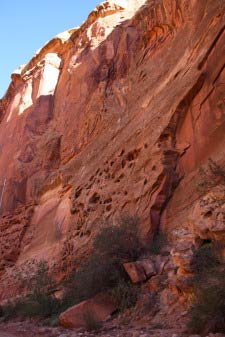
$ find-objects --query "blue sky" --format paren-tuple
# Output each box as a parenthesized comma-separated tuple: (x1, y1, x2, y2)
(0, 0, 100, 98)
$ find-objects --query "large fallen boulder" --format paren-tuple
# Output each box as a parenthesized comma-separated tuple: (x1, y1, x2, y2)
(59, 293, 116, 328)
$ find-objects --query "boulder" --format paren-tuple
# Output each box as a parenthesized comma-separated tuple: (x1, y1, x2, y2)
(123, 259, 156, 284)
(59, 293, 116, 328)
(139, 259, 157, 278)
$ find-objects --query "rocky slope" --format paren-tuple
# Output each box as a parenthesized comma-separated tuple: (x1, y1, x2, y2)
(0, 0, 225, 331)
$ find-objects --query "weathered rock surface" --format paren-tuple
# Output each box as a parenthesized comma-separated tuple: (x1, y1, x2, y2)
(0, 0, 225, 332)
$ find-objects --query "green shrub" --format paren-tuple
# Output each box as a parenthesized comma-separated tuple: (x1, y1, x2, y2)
(63, 254, 126, 306)
(19, 293, 61, 318)
(191, 243, 220, 274)
(188, 243, 225, 334)
(1, 300, 20, 320)
(2, 260, 61, 319)
(62, 215, 142, 312)
(63, 253, 137, 313)
(188, 268, 225, 334)
(20, 260, 60, 318)
(93, 215, 143, 260)
(109, 279, 138, 312)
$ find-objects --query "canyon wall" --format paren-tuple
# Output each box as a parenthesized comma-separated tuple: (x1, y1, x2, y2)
(0, 0, 225, 306)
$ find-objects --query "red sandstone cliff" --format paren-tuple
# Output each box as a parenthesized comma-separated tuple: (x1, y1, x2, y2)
(0, 0, 225, 323)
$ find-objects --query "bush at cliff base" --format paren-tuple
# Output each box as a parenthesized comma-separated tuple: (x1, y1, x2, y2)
(188, 243, 225, 334)
(62, 215, 141, 312)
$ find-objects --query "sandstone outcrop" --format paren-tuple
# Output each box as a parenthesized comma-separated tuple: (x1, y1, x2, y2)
(0, 0, 225, 331)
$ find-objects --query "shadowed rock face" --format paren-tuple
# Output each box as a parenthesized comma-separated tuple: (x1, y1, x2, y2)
(0, 0, 225, 305)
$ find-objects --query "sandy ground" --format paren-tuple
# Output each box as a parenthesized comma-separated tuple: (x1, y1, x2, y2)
(0, 332, 18, 337)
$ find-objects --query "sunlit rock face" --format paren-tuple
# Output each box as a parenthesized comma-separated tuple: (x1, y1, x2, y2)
(0, 0, 224, 309)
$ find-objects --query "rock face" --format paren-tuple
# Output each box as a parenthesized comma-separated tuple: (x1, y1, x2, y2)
(0, 0, 225, 318)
